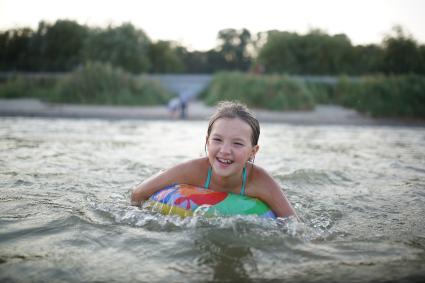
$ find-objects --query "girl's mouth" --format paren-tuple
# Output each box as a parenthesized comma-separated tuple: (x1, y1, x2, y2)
(217, 157, 233, 165)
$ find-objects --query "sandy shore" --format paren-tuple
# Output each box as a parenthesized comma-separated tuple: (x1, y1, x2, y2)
(0, 98, 423, 127)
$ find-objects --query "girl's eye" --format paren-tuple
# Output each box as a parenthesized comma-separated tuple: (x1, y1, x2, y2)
(212, 138, 222, 142)
(234, 142, 244, 146)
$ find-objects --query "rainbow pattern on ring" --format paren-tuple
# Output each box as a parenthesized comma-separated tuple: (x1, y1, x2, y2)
(145, 184, 276, 218)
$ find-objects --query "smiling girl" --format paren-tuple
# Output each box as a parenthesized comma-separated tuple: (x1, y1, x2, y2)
(131, 101, 298, 219)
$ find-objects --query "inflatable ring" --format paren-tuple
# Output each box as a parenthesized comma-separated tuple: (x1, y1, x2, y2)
(145, 183, 276, 218)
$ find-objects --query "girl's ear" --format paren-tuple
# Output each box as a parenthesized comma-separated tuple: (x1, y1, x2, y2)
(204, 135, 209, 154)
(250, 145, 259, 159)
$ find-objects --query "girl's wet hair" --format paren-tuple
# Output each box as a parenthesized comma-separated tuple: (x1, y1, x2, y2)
(206, 101, 260, 146)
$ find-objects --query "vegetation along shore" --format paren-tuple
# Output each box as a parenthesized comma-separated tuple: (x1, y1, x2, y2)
(0, 20, 424, 121)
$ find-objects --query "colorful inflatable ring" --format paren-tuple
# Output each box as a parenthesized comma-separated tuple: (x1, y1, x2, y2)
(145, 183, 276, 218)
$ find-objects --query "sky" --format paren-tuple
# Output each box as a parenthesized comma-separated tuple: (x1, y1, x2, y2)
(0, 0, 424, 51)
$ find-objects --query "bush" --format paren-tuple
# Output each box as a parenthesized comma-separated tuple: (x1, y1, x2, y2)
(0, 76, 58, 100)
(0, 63, 173, 105)
(202, 72, 425, 118)
(334, 75, 425, 118)
(55, 62, 173, 105)
(304, 81, 336, 104)
(203, 72, 315, 110)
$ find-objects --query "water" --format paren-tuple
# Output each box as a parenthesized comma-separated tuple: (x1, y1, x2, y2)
(1, 117, 424, 283)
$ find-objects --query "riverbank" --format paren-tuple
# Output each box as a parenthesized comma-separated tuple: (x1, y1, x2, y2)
(0, 98, 424, 127)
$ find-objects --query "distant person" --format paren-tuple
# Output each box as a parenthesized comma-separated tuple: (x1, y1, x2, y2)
(179, 96, 188, 119)
(167, 97, 180, 118)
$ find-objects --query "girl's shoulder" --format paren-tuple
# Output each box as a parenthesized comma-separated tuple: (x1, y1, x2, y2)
(247, 164, 281, 196)
(249, 164, 274, 182)
(179, 157, 209, 170)
(170, 157, 209, 182)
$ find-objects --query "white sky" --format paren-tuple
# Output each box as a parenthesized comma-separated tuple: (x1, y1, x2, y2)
(0, 0, 424, 51)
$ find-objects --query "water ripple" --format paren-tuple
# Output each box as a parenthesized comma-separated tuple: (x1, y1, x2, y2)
(1, 118, 425, 283)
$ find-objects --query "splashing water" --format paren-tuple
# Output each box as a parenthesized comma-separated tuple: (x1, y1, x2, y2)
(1, 117, 424, 282)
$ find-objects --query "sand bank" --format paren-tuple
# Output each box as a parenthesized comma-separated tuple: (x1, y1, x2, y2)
(0, 98, 423, 127)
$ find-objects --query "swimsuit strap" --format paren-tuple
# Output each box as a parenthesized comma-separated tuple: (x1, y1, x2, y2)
(240, 166, 247, 196)
(204, 166, 212, 188)
(204, 166, 247, 196)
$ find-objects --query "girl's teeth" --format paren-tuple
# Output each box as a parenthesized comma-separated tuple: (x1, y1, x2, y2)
(218, 158, 232, 164)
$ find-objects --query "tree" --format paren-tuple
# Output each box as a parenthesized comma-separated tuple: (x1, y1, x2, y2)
(0, 28, 33, 70)
(257, 29, 356, 75)
(83, 23, 151, 73)
(39, 20, 88, 71)
(351, 44, 384, 74)
(418, 45, 425, 74)
(216, 28, 253, 71)
(148, 41, 184, 73)
(382, 25, 422, 74)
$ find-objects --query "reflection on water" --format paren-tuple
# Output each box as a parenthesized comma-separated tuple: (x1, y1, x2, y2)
(0, 117, 425, 282)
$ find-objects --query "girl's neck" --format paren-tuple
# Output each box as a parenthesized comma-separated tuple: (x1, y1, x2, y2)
(210, 169, 244, 192)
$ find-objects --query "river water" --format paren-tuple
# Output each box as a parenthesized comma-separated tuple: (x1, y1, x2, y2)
(1, 117, 424, 283)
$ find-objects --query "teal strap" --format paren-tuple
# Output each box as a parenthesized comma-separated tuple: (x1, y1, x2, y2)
(204, 166, 247, 195)
(240, 166, 247, 196)
(204, 166, 212, 188)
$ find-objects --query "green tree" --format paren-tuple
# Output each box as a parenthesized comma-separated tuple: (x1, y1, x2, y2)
(148, 41, 184, 73)
(418, 45, 425, 74)
(83, 23, 151, 73)
(256, 30, 292, 73)
(0, 28, 33, 70)
(39, 20, 88, 71)
(216, 28, 252, 71)
(351, 44, 384, 74)
(257, 29, 355, 75)
(382, 26, 423, 74)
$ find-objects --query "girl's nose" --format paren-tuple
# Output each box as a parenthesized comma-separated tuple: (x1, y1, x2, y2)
(219, 143, 231, 154)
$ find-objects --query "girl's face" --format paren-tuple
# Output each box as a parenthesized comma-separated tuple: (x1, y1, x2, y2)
(207, 117, 259, 178)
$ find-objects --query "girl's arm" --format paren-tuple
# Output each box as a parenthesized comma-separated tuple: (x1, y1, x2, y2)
(130, 158, 206, 206)
(264, 184, 299, 220)
(130, 170, 170, 206)
(250, 167, 299, 220)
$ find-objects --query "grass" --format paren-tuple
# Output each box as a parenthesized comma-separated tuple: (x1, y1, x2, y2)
(201, 72, 425, 118)
(0, 62, 173, 105)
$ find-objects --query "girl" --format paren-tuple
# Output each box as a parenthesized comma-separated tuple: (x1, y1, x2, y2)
(131, 101, 298, 219)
